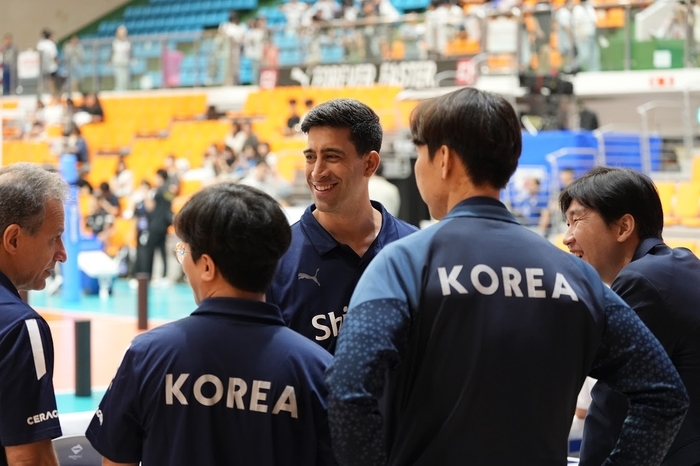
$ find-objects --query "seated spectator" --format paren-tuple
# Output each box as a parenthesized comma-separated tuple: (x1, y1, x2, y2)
(85, 194, 115, 243)
(232, 143, 259, 179)
(64, 124, 89, 173)
(74, 92, 104, 125)
(239, 159, 292, 205)
(286, 99, 301, 136)
(96, 181, 121, 217)
(110, 156, 134, 199)
(224, 120, 247, 154)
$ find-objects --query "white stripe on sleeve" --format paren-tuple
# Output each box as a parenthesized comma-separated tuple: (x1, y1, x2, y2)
(25, 319, 47, 380)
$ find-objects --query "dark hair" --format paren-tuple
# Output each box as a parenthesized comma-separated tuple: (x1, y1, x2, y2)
(156, 169, 168, 180)
(174, 183, 291, 293)
(305, 99, 314, 107)
(99, 182, 110, 192)
(559, 166, 663, 240)
(410, 87, 521, 189)
(300, 98, 383, 156)
(0, 163, 68, 236)
(289, 99, 297, 105)
(42, 29, 52, 39)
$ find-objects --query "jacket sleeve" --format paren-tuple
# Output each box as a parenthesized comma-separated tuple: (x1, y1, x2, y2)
(325, 242, 417, 466)
(589, 288, 689, 466)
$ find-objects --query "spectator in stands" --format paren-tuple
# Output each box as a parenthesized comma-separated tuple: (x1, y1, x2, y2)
(1, 33, 19, 96)
(358, 0, 382, 60)
(286, 99, 301, 135)
(232, 143, 260, 179)
(280, 0, 310, 30)
(96, 181, 121, 217)
(243, 17, 267, 85)
(110, 156, 134, 199)
(556, 0, 599, 72)
(37, 29, 59, 96)
(399, 14, 427, 60)
(85, 193, 115, 244)
(75, 92, 104, 124)
(218, 11, 247, 85)
(241, 121, 259, 149)
(62, 35, 84, 94)
(513, 176, 549, 236)
(65, 124, 90, 174)
(224, 120, 247, 154)
(305, 0, 339, 23)
(240, 159, 292, 205)
(111, 25, 131, 91)
(368, 162, 401, 217)
(425, 0, 464, 58)
(300, 99, 314, 125)
(257, 141, 277, 167)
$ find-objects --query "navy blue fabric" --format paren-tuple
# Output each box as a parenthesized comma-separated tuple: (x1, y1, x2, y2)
(267, 201, 417, 354)
(86, 297, 336, 466)
(0, 272, 61, 464)
(327, 197, 689, 466)
(581, 238, 700, 466)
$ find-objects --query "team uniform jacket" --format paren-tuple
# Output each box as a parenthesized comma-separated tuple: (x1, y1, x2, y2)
(0, 272, 62, 466)
(326, 197, 689, 466)
(86, 297, 336, 466)
(267, 201, 417, 354)
(581, 238, 700, 466)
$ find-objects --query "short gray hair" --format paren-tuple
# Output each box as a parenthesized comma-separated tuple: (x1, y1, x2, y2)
(0, 163, 69, 236)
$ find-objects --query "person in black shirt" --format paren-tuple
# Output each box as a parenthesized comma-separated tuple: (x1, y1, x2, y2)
(286, 99, 301, 135)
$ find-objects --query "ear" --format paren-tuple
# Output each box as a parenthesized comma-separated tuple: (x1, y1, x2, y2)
(364, 151, 380, 177)
(198, 254, 218, 283)
(2, 225, 22, 255)
(438, 145, 452, 180)
(615, 213, 636, 243)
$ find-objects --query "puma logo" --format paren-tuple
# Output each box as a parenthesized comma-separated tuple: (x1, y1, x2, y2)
(298, 268, 320, 287)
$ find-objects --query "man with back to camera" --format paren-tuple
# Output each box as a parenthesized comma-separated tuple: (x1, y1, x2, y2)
(266, 99, 417, 354)
(86, 183, 336, 466)
(0, 163, 68, 466)
(560, 166, 700, 466)
(326, 88, 689, 466)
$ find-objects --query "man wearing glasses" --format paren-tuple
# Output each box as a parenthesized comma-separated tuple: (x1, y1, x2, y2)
(86, 184, 336, 466)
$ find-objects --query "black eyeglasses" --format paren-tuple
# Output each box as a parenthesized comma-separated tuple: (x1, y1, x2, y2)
(173, 242, 190, 264)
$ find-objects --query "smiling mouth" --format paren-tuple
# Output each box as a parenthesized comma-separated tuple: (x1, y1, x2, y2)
(571, 252, 583, 259)
(313, 183, 336, 192)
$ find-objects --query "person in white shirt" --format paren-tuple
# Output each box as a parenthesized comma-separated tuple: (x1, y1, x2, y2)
(111, 25, 131, 91)
(218, 11, 247, 85)
(243, 17, 267, 85)
(36, 29, 58, 95)
(280, 0, 310, 30)
(556, 0, 599, 72)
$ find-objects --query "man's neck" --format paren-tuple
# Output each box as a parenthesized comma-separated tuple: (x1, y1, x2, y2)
(314, 201, 381, 257)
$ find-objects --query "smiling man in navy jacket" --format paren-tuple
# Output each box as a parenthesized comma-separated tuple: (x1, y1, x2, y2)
(326, 88, 689, 466)
(266, 99, 416, 354)
(86, 184, 336, 466)
(561, 167, 700, 466)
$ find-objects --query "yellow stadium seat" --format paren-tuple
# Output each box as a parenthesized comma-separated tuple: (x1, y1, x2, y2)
(674, 182, 700, 227)
(179, 179, 202, 197)
(665, 238, 697, 255)
(655, 181, 677, 226)
(691, 156, 700, 183)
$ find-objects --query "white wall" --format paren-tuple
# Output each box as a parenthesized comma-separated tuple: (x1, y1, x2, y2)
(0, 0, 129, 51)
